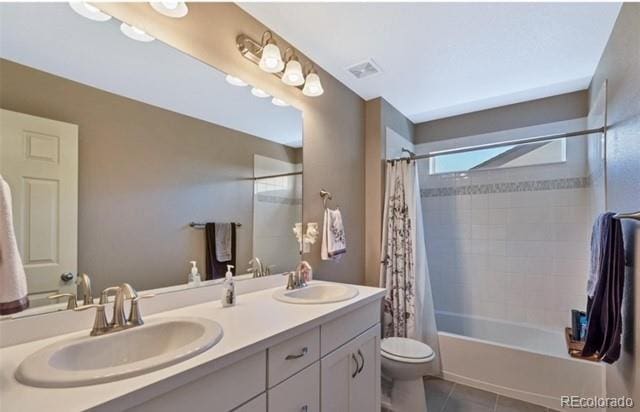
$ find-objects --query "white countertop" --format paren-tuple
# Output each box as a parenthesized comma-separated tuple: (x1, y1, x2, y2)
(0, 281, 385, 411)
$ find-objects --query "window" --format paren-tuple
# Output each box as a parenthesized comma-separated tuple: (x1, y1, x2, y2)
(429, 138, 566, 175)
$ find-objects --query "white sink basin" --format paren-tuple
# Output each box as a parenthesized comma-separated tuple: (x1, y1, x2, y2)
(273, 282, 358, 304)
(16, 317, 223, 388)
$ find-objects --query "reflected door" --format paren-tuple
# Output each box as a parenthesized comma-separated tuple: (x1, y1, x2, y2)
(0, 109, 78, 304)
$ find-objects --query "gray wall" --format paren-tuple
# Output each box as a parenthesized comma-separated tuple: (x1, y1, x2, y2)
(415, 90, 589, 143)
(0, 59, 301, 293)
(588, 3, 640, 405)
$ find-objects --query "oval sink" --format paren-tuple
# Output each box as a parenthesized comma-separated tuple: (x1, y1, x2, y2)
(16, 317, 223, 388)
(273, 283, 358, 304)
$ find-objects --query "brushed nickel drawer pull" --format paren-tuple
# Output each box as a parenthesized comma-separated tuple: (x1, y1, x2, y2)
(285, 346, 308, 360)
(357, 349, 365, 374)
(351, 353, 359, 378)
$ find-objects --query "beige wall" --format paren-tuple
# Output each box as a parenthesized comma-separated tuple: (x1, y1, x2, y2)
(95, 3, 366, 285)
(589, 3, 640, 406)
(364, 98, 415, 287)
(0, 59, 301, 293)
(415, 90, 589, 143)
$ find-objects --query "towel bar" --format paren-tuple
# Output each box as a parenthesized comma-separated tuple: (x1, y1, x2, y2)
(189, 222, 242, 229)
(613, 211, 640, 221)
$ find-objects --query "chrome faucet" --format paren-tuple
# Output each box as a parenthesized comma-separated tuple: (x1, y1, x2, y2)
(76, 273, 93, 306)
(248, 257, 264, 278)
(74, 283, 153, 336)
(286, 271, 307, 290)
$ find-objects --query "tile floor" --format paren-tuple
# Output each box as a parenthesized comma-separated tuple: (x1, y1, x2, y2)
(424, 378, 558, 412)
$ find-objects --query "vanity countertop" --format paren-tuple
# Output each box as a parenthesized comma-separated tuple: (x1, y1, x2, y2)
(0, 281, 385, 412)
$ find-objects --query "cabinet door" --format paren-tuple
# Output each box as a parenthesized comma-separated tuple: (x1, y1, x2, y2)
(269, 362, 320, 412)
(320, 324, 380, 412)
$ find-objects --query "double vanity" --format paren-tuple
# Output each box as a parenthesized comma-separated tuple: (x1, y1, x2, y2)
(0, 280, 385, 411)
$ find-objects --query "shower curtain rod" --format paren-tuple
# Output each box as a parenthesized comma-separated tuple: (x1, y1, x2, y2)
(386, 126, 606, 163)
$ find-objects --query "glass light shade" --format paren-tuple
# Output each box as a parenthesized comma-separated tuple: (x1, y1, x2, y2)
(302, 73, 324, 97)
(259, 43, 284, 73)
(271, 97, 289, 107)
(251, 88, 270, 98)
(225, 75, 248, 87)
(150, 2, 189, 18)
(120, 23, 155, 42)
(282, 60, 304, 86)
(69, 2, 111, 21)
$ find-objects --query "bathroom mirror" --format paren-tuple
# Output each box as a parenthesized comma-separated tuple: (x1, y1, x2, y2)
(0, 3, 303, 317)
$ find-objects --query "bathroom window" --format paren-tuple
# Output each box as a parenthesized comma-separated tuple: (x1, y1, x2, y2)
(429, 138, 566, 174)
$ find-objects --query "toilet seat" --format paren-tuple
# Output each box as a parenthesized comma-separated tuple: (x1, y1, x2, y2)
(381, 337, 435, 364)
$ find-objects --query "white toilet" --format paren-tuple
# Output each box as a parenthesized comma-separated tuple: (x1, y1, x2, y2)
(381, 337, 435, 412)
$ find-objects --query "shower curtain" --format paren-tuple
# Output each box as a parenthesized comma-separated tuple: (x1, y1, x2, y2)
(380, 159, 441, 373)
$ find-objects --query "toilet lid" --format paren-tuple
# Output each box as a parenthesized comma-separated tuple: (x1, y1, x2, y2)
(381, 337, 434, 361)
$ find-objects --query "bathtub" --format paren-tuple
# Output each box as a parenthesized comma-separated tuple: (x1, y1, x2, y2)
(436, 311, 605, 411)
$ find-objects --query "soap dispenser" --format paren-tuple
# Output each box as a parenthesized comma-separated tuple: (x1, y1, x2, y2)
(222, 265, 235, 307)
(188, 261, 201, 287)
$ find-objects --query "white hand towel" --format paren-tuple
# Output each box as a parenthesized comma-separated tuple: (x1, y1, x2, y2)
(0, 175, 29, 315)
(215, 223, 232, 262)
(321, 208, 347, 260)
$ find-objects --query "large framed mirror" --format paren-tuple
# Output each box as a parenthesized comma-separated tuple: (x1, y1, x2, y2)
(0, 3, 303, 317)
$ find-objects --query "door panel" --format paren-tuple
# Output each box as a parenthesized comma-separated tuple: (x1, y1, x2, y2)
(0, 109, 78, 303)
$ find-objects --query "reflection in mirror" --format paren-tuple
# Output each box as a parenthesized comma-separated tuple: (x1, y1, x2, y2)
(0, 4, 303, 317)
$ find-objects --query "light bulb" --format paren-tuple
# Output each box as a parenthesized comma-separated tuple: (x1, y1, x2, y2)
(302, 72, 324, 97)
(272, 97, 290, 107)
(120, 23, 155, 42)
(282, 60, 304, 86)
(259, 43, 284, 73)
(225, 75, 248, 87)
(251, 88, 270, 98)
(150, 1, 188, 18)
(69, 2, 112, 21)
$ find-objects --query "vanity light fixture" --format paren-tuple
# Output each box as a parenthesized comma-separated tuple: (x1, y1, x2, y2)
(236, 31, 323, 97)
(303, 71, 324, 97)
(120, 22, 155, 42)
(251, 87, 270, 98)
(69, 2, 112, 22)
(225, 74, 248, 87)
(150, 2, 189, 18)
(271, 97, 289, 107)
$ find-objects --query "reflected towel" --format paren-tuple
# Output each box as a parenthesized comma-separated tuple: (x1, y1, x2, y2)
(321, 208, 346, 260)
(205, 223, 236, 280)
(215, 223, 232, 262)
(0, 175, 29, 315)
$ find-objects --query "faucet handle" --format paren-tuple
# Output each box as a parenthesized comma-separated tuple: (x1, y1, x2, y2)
(48, 293, 78, 310)
(128, 294, 154, 326)
(74, 304, 109, 336)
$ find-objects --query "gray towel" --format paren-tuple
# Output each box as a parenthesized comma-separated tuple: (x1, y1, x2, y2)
(215, 223, 232, 262)
(587, 213, 608, 297)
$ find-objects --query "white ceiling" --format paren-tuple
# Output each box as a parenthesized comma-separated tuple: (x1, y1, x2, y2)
(240, 2, 622, 123)
(0, 3, 303, 147)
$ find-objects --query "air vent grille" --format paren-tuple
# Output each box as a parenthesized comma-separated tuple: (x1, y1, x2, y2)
(346, 59, 382, 79)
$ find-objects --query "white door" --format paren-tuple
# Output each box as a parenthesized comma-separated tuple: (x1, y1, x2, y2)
(320, 325, 381, 412)
(0, 109, 78, 305)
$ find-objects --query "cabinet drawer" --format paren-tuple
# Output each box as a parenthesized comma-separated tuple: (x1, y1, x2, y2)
(321, 301, 380, 356)
(127, 350, 266, 412)
(232, 393, 266, 412)
(268, 362, 320, 412)
(268, 327, 320, 387)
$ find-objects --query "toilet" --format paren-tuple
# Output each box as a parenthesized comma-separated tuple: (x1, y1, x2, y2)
(381, 337, 435, 412)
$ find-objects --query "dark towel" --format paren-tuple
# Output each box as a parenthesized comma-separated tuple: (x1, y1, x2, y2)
(582, 212, 625, 363)
(205, 223, 236, 280)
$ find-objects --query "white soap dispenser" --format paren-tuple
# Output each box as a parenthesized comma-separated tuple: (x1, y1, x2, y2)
(221, 265, 235, 307)
(188, 261, 201, 287)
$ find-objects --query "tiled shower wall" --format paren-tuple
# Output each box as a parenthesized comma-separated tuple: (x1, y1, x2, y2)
(419, 119, 596, 332)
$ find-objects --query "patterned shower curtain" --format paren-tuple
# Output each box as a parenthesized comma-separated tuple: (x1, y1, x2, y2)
(380, 158, 442, 376)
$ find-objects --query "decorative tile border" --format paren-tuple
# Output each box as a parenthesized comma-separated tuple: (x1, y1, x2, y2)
(256, 193, 302, 205)
(420, 176, 590, 197)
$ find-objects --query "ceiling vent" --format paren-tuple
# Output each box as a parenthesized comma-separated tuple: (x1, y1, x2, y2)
(346, 59, 382, 79)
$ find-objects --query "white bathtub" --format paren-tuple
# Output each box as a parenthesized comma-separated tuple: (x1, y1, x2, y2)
(436, 311, 605, 411)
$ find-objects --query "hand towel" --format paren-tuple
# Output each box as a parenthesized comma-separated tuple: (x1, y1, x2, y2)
(0, 175, 29, 315)
(215, 223, 232, 262)
(205, 223, 236, 280)
(321, 208, 346, 260)
(587, 213, 608, 297)
(582, 212, 625, 363)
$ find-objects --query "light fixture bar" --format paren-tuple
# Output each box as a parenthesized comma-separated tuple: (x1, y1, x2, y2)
(236, 33, 299, 88)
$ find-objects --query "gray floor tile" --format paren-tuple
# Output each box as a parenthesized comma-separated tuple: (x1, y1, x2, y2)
(448, 384, 498, 408)
(424, 378, 454, 412)
(443, 396, 495, 412)
(496, 395, 547, 412)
